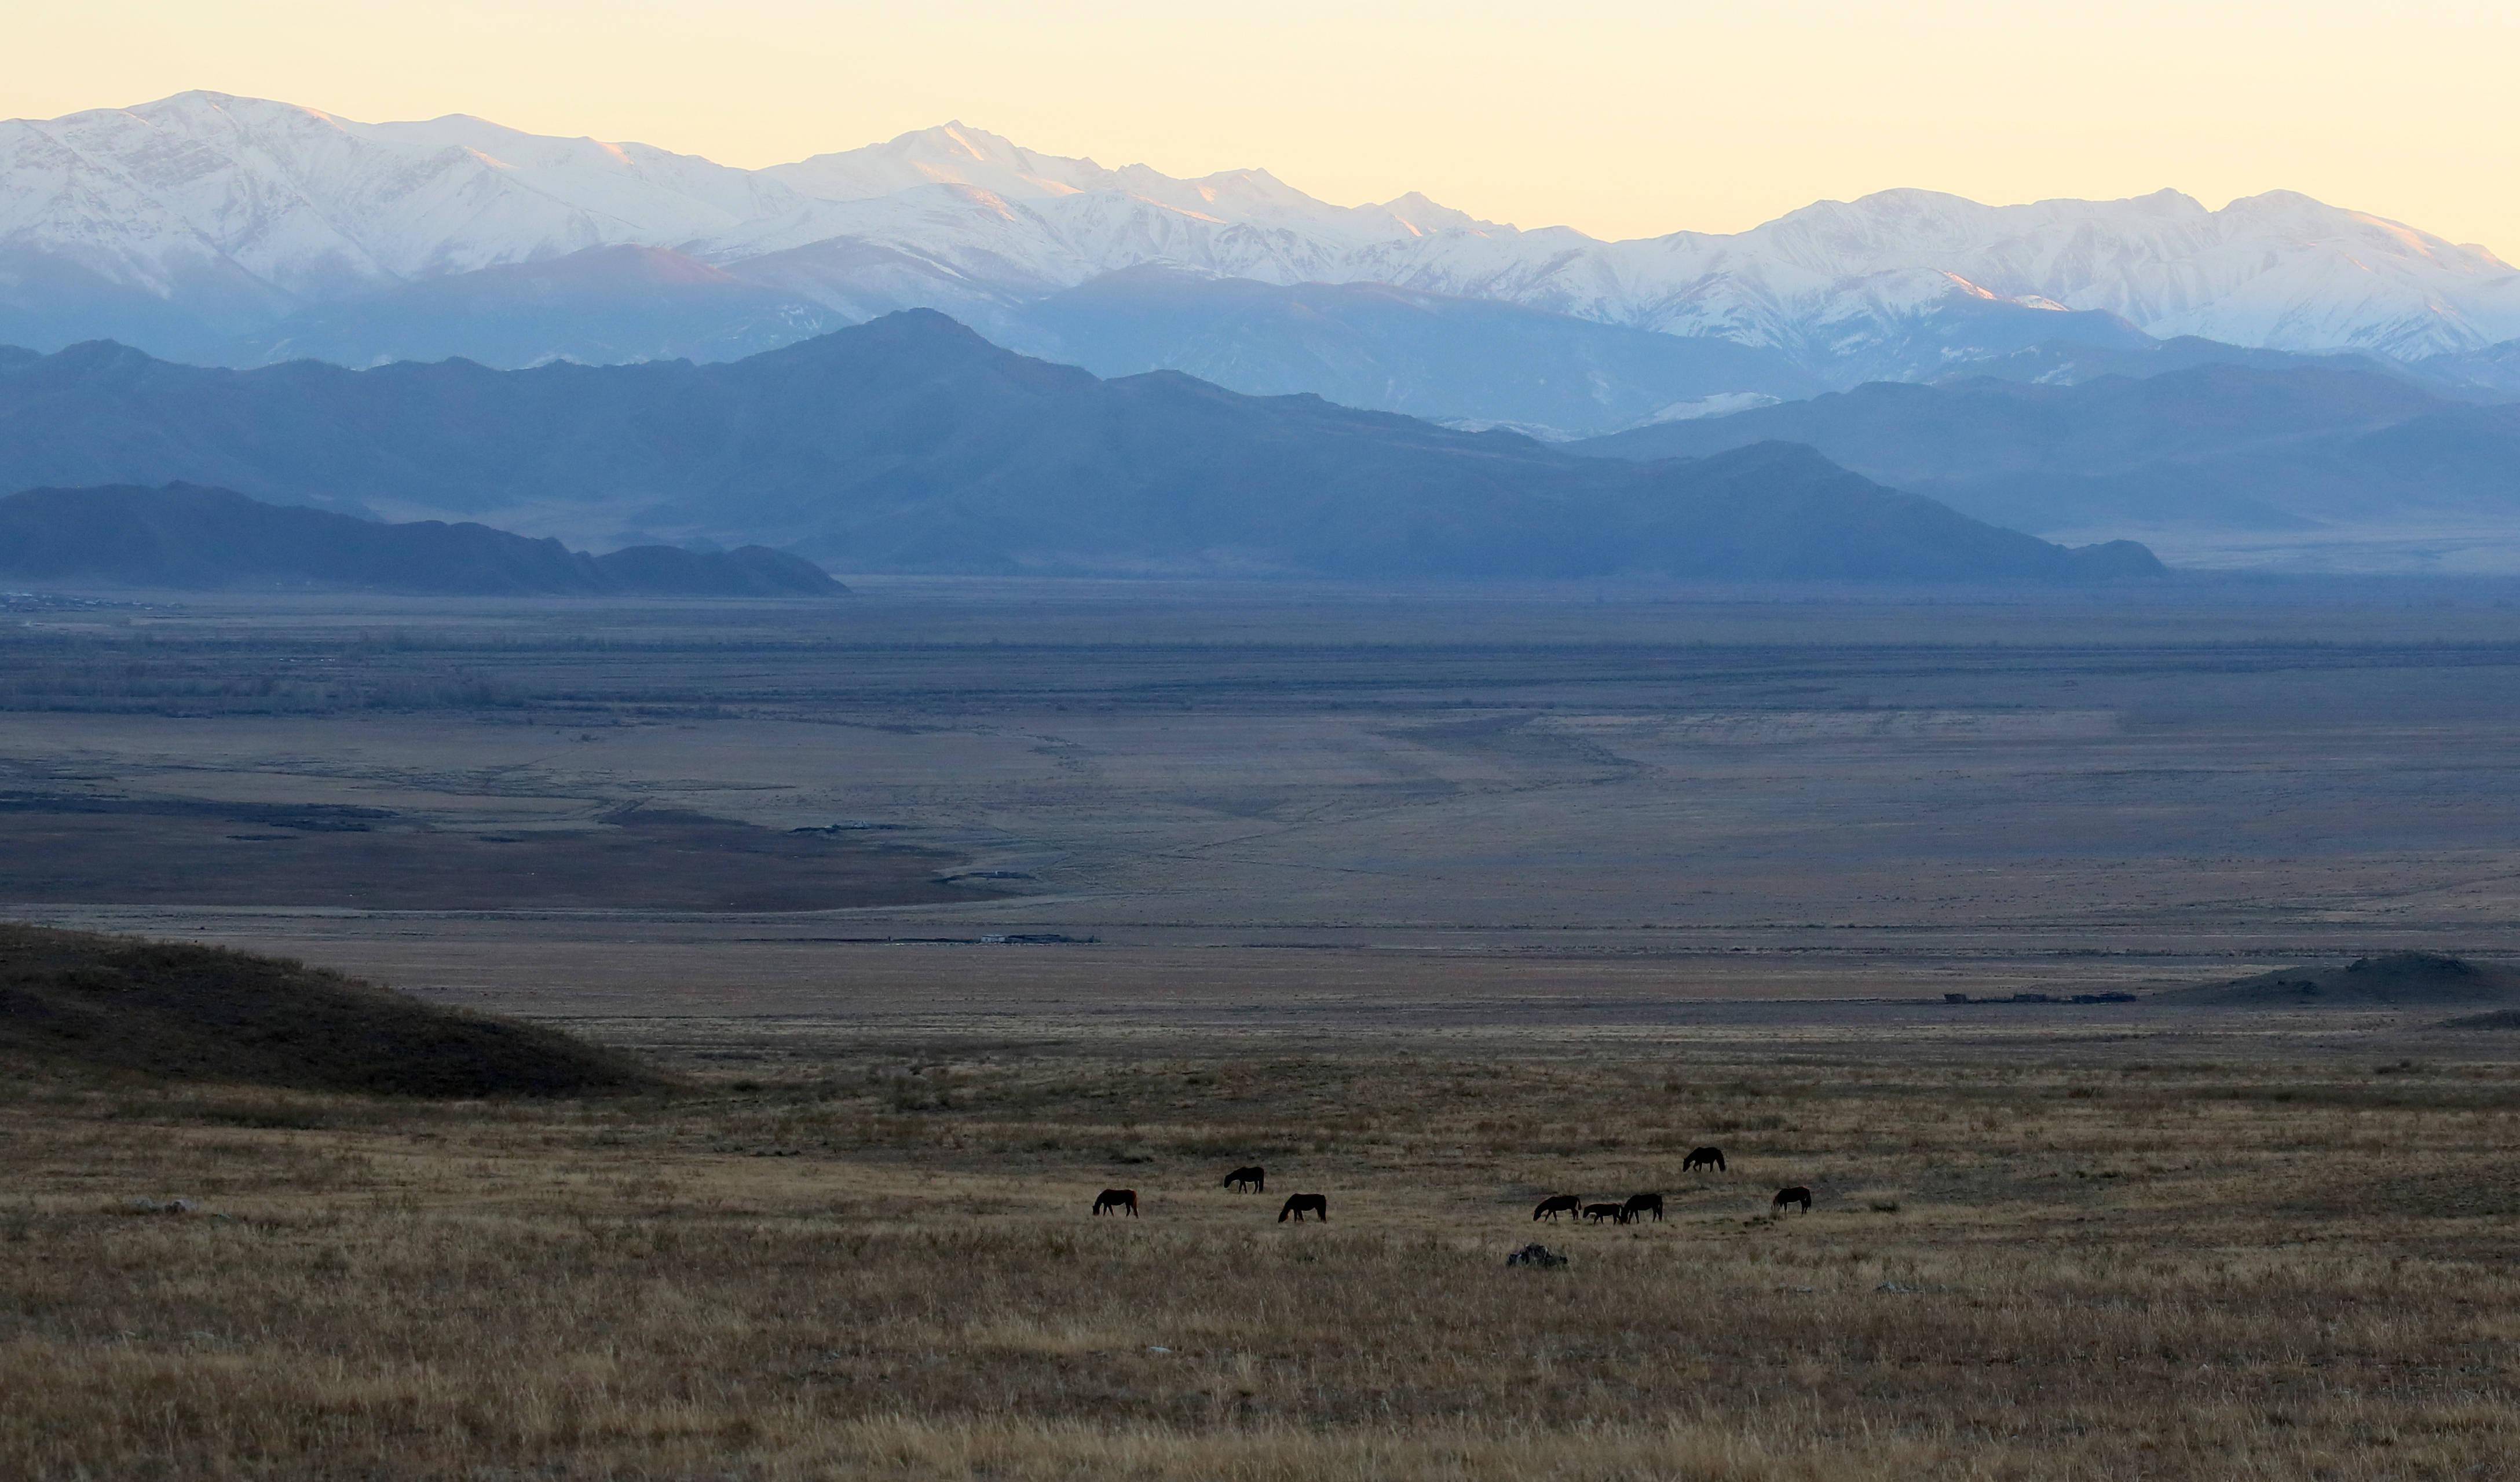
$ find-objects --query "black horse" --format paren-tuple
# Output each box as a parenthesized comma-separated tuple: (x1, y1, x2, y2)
(1683, 1146, 1727, 1173)
(1222, 1166, 1266, 1193)
(1581, 1202, 1629, 1224)
(1092, 1188, 1138, 1217)
(1278, 1193, 1328, 1223)
(1772, 1185, 1812, 1214)
(1532, 1193, 1582, 1222)
(1622, 1192, 1664, 1223)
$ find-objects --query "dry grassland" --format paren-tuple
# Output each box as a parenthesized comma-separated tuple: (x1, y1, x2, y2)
(6, 1031, 2518, 1480)
(12, 587, 2520, 1477)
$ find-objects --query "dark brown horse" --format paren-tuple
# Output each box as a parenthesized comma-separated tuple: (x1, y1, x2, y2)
(1532, 1193, 1582, 1222)
(1278, 1193, 1327, 1222)
(1222, 1166, 1266, 1193)
(1092, 1188, 1138, 1217)
(1772, 1185, 1812, 1214)
(1622, 1192, 1664, 1223)
(1683, 1146, 1727, 1173)
(1581, 1202, 1629, 1224)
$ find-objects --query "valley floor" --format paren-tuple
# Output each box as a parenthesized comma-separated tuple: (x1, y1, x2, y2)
(8, 581, 2520, 1476)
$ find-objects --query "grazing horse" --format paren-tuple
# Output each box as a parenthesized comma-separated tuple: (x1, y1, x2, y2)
(1532, 1193, 1582, 1222)
(1622, 1192, 1664, 1223)
(1581, 1202, 1629, 1225)
(1092, 1188, 1138, 1217)
(1683, 1146, 1727, 1173)
(1222, 1166, 1266, 1193)
(1278, 1193, 1328, 1223)
(1772, 1185, 1812, 1214)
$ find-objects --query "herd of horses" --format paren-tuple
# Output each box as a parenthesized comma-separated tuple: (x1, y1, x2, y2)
(1089, 1147, 1819, 1224)
(1088, 1179, 1324, 1222)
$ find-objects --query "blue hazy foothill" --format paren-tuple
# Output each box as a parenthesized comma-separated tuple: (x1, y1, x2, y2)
(0, 483, 842, 596)
(0, 313, 2158, 583)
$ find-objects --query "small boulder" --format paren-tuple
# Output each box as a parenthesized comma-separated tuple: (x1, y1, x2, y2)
(1505, 1243, 1568, 1269)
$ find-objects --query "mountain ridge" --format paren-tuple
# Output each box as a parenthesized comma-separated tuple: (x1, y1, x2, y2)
(0, 312, 2161, 583)
(1573, 363, 2520, 541)
(8, 91, 2518, 395)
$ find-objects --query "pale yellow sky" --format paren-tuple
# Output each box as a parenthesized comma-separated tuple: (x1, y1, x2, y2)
(16, 1, 2519, 255)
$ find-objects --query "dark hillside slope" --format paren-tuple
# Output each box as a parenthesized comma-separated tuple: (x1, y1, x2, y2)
(0, 315, 2155, 581)
(1575, 364, 2520, 534)
(0, 484, 840, 594)
(0, 924, 664, 1096)
(2156, 952, 2520, 1010)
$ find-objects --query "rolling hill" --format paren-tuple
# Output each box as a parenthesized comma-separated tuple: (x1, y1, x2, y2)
(2155, 953, 2520, 1010)
(0, 483, 843, 594)
(0, 923, 665, 1096)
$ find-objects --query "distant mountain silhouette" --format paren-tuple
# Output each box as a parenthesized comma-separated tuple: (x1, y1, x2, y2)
(0, 484, 842, 595)
(0, 313, 2156, 582)
(229, 254, 1838, 437)
(255, 244, 849, 370)
(1575, 364, 2520, 536)
(1929, 335, 2427, 392)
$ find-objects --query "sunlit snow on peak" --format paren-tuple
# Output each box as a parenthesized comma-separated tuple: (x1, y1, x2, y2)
(9, 95, 2520, 363)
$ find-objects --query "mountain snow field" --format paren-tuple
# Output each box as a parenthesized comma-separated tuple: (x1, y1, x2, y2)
(8, 90, 2520, 378)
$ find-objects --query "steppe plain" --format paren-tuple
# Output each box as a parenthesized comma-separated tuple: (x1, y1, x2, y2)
(5, 579, 2520, 1479)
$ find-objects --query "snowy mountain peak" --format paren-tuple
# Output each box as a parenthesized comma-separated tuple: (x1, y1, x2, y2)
(1366, 191, 1496, 238)
(6, 94, 2519, 372)
(924, 121, 1032, 163)
(118, 89, 348, 130)
(769, 121, 1118, 204)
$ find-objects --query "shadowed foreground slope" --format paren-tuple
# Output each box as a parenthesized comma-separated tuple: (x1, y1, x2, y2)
(0, 925, 664, 1096)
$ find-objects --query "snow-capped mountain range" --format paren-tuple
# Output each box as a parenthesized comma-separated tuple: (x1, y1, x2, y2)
(7, 90, 2520, 404)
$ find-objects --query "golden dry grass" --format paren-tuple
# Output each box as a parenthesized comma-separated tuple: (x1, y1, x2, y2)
(4, 1034, 2518, 1479)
